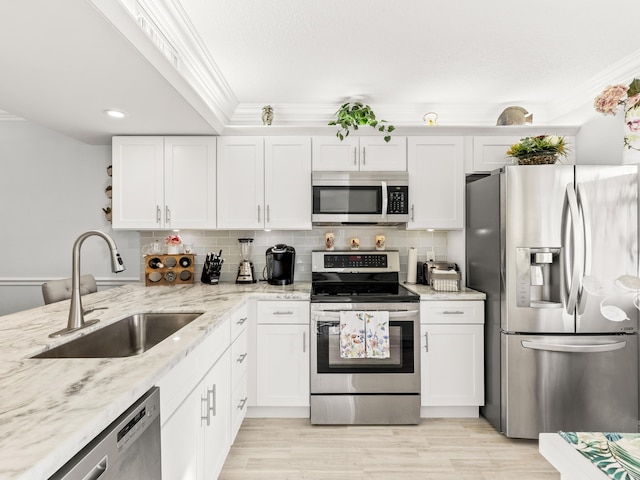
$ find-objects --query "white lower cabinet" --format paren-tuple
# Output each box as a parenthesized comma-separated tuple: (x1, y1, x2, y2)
(255, 301, 310, 407)
(420, 301, 484, 416)
(158, 314, 232, 480)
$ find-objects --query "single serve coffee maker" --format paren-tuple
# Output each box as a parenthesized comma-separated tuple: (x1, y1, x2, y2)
(265, 244, 296, 285)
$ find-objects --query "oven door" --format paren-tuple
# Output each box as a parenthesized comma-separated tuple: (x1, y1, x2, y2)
(310, 307, 420, 394)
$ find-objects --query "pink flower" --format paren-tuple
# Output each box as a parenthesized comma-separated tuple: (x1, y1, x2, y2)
(594, 84, 628, 115)
(165, 234, 182, 245)
(627, 118, 640, 133)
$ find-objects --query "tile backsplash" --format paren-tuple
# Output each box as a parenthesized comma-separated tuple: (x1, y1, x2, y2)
(140, 227, 449, 283)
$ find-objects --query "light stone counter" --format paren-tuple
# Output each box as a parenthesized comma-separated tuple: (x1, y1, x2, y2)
(404, 283, 486, 300)
(0, 281, 310, 480)
(0, 280, 484, 479)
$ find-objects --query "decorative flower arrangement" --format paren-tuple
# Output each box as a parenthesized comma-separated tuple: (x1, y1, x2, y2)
(165, 234, 182, 246)
(594, 78, 640, 151)
(506, 135, 569, 165)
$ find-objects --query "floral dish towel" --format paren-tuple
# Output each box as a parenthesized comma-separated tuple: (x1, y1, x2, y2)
(339, 311, 366, 358)
(365, 311, 390, 358)
(559, 431, 640, 480)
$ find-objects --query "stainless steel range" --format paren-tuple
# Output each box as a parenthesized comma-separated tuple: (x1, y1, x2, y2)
(310, 250, 421, 425)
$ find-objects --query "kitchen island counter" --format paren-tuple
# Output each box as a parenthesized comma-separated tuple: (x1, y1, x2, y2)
(0, 281, 309, 480)
(0, 280, 485, 479)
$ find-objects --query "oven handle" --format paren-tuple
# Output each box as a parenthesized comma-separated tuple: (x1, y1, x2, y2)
(312, 310, 420, 319)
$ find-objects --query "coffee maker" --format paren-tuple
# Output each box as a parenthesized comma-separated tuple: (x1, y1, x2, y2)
(265, 244, 295, 285)
(236, 238, 256, 284)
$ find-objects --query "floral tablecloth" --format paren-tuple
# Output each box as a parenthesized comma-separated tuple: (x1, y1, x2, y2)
(559, 432, 640, 480)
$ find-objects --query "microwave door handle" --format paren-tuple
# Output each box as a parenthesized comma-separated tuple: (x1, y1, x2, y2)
(381, 181, 388, 221)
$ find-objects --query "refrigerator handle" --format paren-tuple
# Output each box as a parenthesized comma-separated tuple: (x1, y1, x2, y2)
(564, 184, 582, 315)
(576, 183, 592, 278)
(522, 339, 627, 353)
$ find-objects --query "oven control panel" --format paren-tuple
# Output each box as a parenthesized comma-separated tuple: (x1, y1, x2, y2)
(324, 254, 388, 269)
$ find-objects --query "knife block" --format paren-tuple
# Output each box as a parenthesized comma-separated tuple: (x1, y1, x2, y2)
(145, 254, 195, 286)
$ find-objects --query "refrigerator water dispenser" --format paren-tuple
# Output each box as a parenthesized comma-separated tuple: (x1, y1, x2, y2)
(516, 247, 561, 308)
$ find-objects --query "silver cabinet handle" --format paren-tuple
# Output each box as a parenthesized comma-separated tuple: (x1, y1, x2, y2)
(424, 332, 429, 352)
(236, 316, 248, 325)
(156, 205, 162, 224)
(411, 204, 415, 222)
(273, 310, 294, 315)
(237, 353, 248, 363)
(208, 385, 216, 417)
(442, 311, 464, 315)
(257, 205, 261, 223)
(353, 147, 357, 165)
(201, 390, 210, 425)
(201, 385, 216, 425)
(266, 204, 270, 223)
(303, 331, 306, 353)
(237, 397, 248, 410)
(165, 206, 171, 224)
(362, 146, 366, 165)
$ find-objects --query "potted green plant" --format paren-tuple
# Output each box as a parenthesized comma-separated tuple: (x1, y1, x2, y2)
(506, 135, 569, 165)
(328, 102, 395, 142)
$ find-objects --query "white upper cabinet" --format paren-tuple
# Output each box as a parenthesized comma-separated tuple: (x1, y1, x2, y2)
(407, 136, 464, 230)
(217, 136, 265, 229)
(112, 136, 216, 230)
(312, 136, 406, 171)
(217, 136, 311, 230)
(472, 135, 576, 173)
(264, 137, 312, 230)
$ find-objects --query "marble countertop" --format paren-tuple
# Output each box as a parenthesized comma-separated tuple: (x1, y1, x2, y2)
(0, 280, 485, 479)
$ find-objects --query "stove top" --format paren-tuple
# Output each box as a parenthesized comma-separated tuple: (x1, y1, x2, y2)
(310, 282, 419, 303)
(310, 249, 419, 303)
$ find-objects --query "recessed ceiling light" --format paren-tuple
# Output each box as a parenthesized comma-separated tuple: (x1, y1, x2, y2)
(104, 109, 127, 118)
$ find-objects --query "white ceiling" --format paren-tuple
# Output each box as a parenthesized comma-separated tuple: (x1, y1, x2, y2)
(1, 0, 639, 144)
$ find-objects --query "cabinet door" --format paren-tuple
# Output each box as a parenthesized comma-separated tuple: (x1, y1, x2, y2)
(359, 136, 407, 171)
(112, 136, 164, 229)
(472, 136, 519, 173)
(256, 324, 310, 406)
(164, 137, 217, 229)
(311, 136, 359, 171)
(420, 324, 484, 406)
(202, 350, 231, 480)
(407, 136, 464, 230)
(217, 136, 264, 229)
(161, 383, 202, 480)
(264, 137, 312, 229)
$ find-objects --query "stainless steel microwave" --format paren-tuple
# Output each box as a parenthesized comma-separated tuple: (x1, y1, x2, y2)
(312, 171, 409, 225)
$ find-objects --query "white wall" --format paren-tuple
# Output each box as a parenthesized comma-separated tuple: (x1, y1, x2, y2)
(575, 114, 624, 165)
(0, 120, 140, 315)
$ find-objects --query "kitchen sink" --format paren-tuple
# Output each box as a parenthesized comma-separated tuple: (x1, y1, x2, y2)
(32, 312, 203, 358)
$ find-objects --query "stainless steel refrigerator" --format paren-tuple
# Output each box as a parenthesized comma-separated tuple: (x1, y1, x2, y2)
(466, 165, 639, 439)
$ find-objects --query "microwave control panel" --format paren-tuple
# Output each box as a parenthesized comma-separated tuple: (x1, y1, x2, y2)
(387, 186, 408, 214)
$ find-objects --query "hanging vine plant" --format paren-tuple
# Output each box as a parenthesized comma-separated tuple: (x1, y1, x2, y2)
(328, 102, 395, 142)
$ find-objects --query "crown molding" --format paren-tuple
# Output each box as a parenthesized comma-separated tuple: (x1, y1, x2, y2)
(0, 110, 25, 121)
(547, 49, 640, 122)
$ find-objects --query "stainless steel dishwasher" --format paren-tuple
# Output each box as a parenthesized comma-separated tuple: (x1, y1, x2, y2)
(49, 387, 161, 479)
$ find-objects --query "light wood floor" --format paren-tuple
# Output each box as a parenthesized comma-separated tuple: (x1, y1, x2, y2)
(219, 417, 560, 480)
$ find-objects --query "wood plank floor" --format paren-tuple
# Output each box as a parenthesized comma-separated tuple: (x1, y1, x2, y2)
(219, 417, 560, 480)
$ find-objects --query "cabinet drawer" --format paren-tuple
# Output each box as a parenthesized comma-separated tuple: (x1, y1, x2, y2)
(231, 372, 248, 442)
(230, 303, 249, 341)
(421, 301, 484, 324)
(257, 301, 309, 324)
(231, 329, 248, 390)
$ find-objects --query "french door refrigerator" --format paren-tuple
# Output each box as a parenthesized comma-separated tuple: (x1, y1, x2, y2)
(466, 164, 639, 439)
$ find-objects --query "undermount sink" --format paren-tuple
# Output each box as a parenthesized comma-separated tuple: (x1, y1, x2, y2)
(32, 312, 203, 358)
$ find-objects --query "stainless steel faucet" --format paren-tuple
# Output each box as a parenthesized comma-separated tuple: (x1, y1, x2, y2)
(50, 230, 125, 338)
